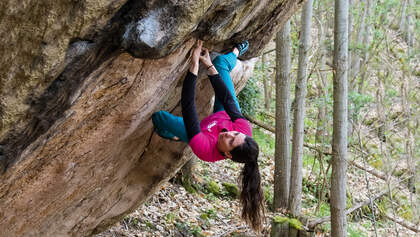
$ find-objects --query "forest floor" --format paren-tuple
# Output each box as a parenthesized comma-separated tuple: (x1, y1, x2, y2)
(96, 131, 417, 237)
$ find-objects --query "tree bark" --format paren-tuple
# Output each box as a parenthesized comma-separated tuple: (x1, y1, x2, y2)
(357, 0, 375, 95)
(263, 53, 270, 110)
(398, 0, 408, 32)
(347, 0, 353, 75)
(331, 0, 349, 236)
(314, 2, 330, 214)
(405, 0, 415, 47)
(350, 0, 369, 81)
(289, 0, 313, 217)
(274, 20, 292, 211)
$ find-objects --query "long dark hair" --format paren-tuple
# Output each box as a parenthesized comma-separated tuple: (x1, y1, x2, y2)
(230, 136, 264, 231)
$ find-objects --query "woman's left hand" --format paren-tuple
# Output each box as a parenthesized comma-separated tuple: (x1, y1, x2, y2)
(192, 40, 203, 65)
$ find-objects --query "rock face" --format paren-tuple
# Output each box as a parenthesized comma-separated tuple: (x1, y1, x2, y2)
(0, 0, 304, 236)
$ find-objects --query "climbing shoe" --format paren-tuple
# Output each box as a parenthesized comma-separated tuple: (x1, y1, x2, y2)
(235, 40, 249, 56)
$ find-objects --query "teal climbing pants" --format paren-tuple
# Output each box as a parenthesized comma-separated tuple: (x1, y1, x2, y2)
(152, 52, 241, 142)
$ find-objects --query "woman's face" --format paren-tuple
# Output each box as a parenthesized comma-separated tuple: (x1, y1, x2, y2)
(217, 131, 246, 154)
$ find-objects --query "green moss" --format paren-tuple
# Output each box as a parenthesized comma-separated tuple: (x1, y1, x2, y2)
(392, 169, 406, 177)
(222, 182, 239, 198)
(288, 218, 303, 230)
(182, 180, 197, 194)
(346, 190, 353, 209)
(207, 180, 220, 195)
(368, 157, 383, 169)
(415, 69, 420, 77)
(273, 216, 289, 224)
(398, 204, 413, 221)
(272, 216, 303, 230)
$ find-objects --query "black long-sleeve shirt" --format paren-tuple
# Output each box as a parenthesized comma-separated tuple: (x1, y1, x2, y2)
(181, 71, 245, 141)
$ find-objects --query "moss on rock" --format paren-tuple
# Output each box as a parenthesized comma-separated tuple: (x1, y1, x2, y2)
(273, 216, 303, 230)
(207, 180, 220, 195)
(222, 182, 239, 198)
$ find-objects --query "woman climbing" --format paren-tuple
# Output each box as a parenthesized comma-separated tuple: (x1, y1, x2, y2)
(152, 40, 264, 231)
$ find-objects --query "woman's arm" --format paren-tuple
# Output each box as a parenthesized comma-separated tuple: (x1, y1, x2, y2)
(200, 49, 244, 122)
(181, 40, 203, 140)
(208, 74, 244, 121)
(181, 71, 201, 140)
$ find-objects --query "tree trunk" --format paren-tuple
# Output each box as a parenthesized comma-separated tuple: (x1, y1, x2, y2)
(350, 0, 369, 82)
(399, 0, 408, 32)
(401, 66, 416, 195)
(347, 0, 353, 75)
(357, 0, 375, 95)
(274, 20, 291, 211)
(331, 0, 348, 236)
(263, 53, 270, 110)
(314, 1, 329, 214)
(289, 0, 313, 217)
(404, 0, 415, 47)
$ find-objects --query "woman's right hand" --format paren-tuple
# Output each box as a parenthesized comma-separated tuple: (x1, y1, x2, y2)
(199, 48, 212, 68)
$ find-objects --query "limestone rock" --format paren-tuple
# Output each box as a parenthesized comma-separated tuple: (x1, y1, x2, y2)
(0, 0, 305, 236)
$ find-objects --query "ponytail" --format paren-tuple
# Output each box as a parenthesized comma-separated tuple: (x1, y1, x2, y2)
(230, 136, 264, 231)
(240, 161, 264, 231)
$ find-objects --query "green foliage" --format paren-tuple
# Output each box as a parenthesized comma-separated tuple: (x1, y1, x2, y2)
(175, 221, 202, 237)
(165, 212, 176, 224)
(122, 216, 142, 229)
(252, 128, 275, 156)
(349, 91, 373, 119)
(263, 185, 273, 209)
(222, 182, 239, 198)
(348, 223, 367, 237)
(201, 208, 217, 220)
(398, 204, 413, 221)
(367, 156, 383, 169)
(317, 202, 330, 217)
(145, 221, 156, 230)
(238, 76, 261, 117)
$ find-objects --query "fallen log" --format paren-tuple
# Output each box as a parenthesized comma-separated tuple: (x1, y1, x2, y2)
(383, 212, 420, 233)
(307, 190, 388, 228)
(244, 114, 331, 156)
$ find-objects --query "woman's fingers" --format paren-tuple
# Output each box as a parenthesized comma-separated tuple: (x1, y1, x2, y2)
(196, 40, 203, 48)
(202, 48, 209, 56)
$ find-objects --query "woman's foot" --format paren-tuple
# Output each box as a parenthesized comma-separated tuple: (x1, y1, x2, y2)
(233, 40, 249, 57)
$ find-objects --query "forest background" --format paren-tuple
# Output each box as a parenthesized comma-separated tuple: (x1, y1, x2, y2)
(97, 0, 419, 236)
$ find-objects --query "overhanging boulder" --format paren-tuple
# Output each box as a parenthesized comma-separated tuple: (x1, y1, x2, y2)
(0, 0, 305, 236)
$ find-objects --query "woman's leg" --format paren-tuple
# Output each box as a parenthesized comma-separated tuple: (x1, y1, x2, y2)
(212, 52, 241, 113)
(152, 111, 189, 142)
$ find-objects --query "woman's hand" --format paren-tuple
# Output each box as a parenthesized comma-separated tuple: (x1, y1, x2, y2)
(200, 47, 218, 75)
(190, 40, 202, 75)
(192, 40, 202, 65)
(199, 48, 212, 67)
